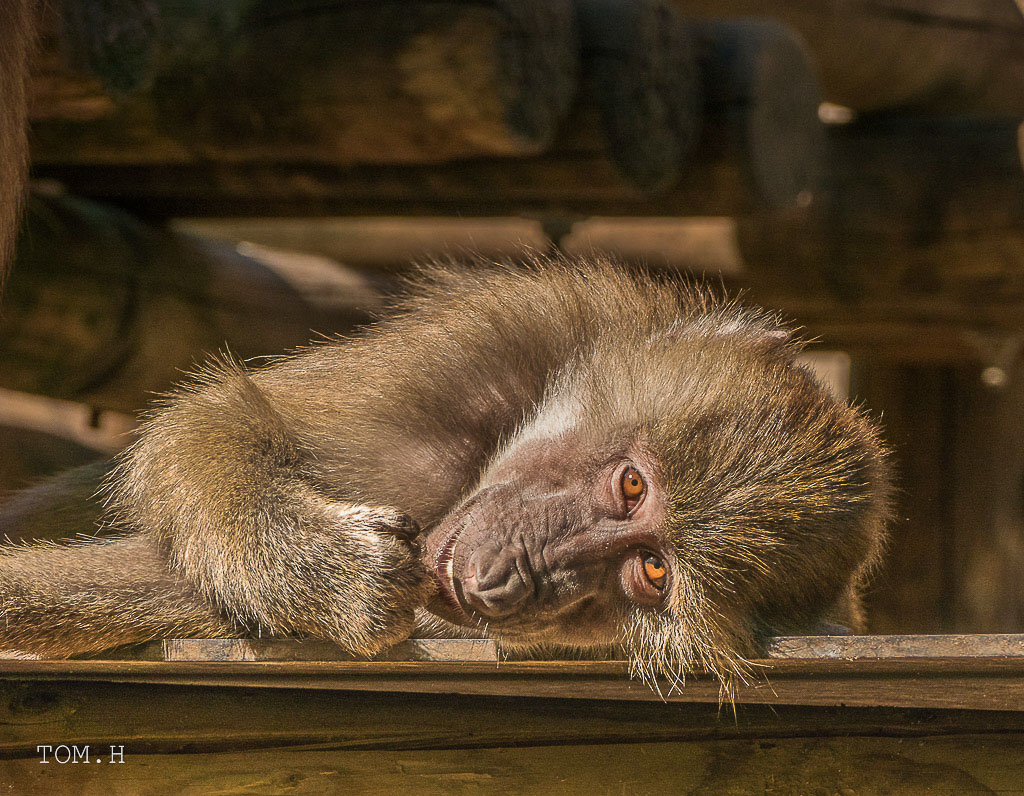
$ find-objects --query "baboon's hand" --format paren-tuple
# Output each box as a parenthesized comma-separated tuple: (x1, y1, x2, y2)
(313, 503, 430, 656)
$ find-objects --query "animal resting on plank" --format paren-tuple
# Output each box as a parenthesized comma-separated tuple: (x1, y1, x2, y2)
(0, 257, 890, 692)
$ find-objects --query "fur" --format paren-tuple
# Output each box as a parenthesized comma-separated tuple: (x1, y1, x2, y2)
(0, 256, 890, 693)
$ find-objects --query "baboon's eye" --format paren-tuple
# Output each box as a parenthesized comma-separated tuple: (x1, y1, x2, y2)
(621, 467, 645, 508)
(642, 554, 667, 589)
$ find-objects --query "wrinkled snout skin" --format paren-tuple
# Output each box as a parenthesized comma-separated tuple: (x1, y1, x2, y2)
(422, 435, 666, 647)
(424, 483, 623, 646)
(458, 484, 605, 615)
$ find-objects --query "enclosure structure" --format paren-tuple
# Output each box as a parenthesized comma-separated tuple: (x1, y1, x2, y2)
(3, 636, 1024, 791)
(4, 0, 1024, 790)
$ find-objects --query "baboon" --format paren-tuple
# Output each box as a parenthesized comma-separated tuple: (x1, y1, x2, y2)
(0, 258, 890, 690)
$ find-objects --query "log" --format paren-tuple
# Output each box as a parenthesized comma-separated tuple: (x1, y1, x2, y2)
(677, 0, 1024, 115)
(0, 193, 378, 413)
(689, 19, 823, 208)
(28, 0, 578, 164)
(565, 13, 821, 205)
(573, 0, 701, 194)
(2, 680, 1023, 793)
(30, 12, 820, 210)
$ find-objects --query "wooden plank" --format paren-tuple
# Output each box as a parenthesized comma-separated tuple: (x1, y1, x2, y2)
(4, 656, 1024, 710)
(767, 634, 1024, 658)
(3, 735, 1024, 794)
(159, 638, 498, 663)
(5, 680, 1024, 757)
(130, 634, 1024, 663)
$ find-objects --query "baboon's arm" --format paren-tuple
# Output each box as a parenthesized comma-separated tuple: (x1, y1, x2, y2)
(0, 463, 227, 658)
(0, 532, 236, 658)
(103, 361, 430, 657)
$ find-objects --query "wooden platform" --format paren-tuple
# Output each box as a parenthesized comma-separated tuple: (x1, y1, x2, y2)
(2, 635, 1023, 792)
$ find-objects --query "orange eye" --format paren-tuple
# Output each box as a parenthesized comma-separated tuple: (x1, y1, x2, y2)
(621, 467, 645, 500)
(642, 554, 667, 588)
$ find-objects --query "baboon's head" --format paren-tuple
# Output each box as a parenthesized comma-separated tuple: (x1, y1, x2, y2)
(422, 300, 890, 691)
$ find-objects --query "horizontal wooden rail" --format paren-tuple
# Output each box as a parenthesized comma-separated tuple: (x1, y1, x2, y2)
(2, 634, 1023, 711)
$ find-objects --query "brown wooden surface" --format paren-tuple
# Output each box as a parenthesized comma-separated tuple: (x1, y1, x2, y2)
(679, 0, 1024, 115)
(856, 363, 958, 634)
(136, 633, 1024, 663)
(0, 194, 376, 413)
(766, 633, 1024, 659)
(29, 12, 822, 211)
(5, 634, 1024, 710)
(29, 0, 578, 165)
(4, 735, 1024, 795)
(4, 637, 1024, 791)
(2, 681, 1024, 793)
(4, 680, 1024, 755)
(853, 356, 1024, 637)
(158, 638, 500, 663)
(951, 351, 1024, 634)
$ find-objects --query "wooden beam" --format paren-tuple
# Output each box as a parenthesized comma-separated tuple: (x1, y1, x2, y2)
(103, 633, 1024, 664)
(676, 0, 1024, 115)
(1, 678, 1022, 755)
(4, 655, 1024, 710)
(2, 680, 1024, 791)
(30, 12, 822, 210)
(0, 193, 376, 413)
(28, 0, 578, 164)
(5, 634, 1024, 710)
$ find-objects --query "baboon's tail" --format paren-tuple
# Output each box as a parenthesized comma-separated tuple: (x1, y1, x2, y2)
(0, 533, 235, 658)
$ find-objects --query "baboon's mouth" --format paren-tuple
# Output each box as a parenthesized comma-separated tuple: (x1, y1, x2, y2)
(428, 522, 471, 623)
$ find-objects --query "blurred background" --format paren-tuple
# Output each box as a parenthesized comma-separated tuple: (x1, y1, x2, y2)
(4, 0, 1024, 636)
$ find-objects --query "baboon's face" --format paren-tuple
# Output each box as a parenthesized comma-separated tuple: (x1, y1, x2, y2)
(421, 329, 887, 678)
(422, 431, 671, 648)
